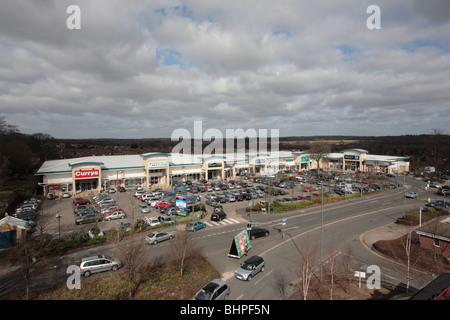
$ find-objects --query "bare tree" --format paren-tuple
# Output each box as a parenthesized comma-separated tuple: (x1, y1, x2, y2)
(309, 142, 331, 170)
(273, 269, 289, 300)
(116, 236, 146, 298)
(169, 226, 199, 278)
(297, 235, 319, 300)
(430, 128, 444, 171)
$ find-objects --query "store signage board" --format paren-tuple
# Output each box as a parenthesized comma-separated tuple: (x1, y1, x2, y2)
(174, 182, 188, 217)
(74, 169, 99, 179)
(228, 229, 252, 259)
(149, 161, 168, 168)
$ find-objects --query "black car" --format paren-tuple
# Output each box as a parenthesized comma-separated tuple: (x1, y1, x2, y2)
(242, 193, 252, 200)
(211, 211, 227, 221)
(75, 213, 102, 225)
(248, 227, 270, 239)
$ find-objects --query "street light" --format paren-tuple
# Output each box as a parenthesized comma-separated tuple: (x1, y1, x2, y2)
(320, 183, 324, 282)
(56, 213, 61, 238)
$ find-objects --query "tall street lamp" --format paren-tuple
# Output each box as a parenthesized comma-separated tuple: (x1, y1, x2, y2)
(56, 213, 61, 238)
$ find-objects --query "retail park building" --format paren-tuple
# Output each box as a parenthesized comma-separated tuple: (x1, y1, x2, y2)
(35, 149, 409, 196)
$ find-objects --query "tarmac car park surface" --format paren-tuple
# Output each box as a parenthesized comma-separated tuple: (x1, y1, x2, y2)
(38, 171, 413, 240)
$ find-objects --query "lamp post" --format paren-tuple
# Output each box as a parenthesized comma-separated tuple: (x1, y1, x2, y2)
(56, 213, 61, 238)
(320, 184, 324, 282)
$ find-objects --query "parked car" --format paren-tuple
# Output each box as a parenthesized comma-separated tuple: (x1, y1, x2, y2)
(104, 208, 124, 217)
(145, 231, 174, 245)
(159, 215, 174, 225)
(139, 204, 150, 213)
(186, 221, 206, 232)
(248, 227, 270, 239)
(429, 182, 441, 188)
(75, 213, 102, 225)
(145, 216, 161, 227)
(73, 198, 91, 206)
(235, 255, 265, 281)
(104, 210, 126, 221)
(155, 201, 171, 209)
(426, 200, 449, 208)
(79, 255, 121, 277)
(211, 211, 227, 221)
(193, 279, 230, 300)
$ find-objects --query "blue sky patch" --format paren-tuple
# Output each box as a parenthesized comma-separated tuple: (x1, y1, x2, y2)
(402, 39, 450, 53)
(156, 47, 183, 67)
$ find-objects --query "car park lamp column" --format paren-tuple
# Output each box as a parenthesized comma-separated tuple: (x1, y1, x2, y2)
(56, 213, 61, 238)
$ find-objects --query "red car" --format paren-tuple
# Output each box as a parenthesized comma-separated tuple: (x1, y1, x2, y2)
(155, 201, 171, 209)
(73, 198, 91, 206)
(303, 187, 314, 192)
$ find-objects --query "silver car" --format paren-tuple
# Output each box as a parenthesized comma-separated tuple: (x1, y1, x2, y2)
(194, 279, 230, 300)
(145, 231, 174, 245)
(79, 255, 121, 277)
(405, 191, 418, 198)
(139, 205, 150, 213)
(235, 255, 265, 281)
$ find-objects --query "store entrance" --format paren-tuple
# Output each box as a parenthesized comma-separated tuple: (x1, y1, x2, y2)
(76, 179, 98, 192)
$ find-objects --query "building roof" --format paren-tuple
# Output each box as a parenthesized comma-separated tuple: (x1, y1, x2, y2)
(0, 216, 28, 229)
(410, 273, 450, 300)
(416, 219, 450, 241)
(35, 155, 145, 175)
(340, 148, 369, 154)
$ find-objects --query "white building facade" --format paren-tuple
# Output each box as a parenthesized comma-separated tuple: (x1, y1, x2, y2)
(35, 149, 409, 196)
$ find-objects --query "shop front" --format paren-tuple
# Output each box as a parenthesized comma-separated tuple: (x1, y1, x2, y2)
(204, 157, 225, 180)
(142, 153, 171, 188)
(72, 167, 101, 194)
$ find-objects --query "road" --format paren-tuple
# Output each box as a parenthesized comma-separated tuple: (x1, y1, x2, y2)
(0, 175, 442, 299)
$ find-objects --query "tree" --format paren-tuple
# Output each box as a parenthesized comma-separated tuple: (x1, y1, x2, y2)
(309, 142, 331, 170)
(116, 236, 146, 298)
(169, 226, 199, 278)
(430, 128, 444, 171)
(297, 235, 319, 300)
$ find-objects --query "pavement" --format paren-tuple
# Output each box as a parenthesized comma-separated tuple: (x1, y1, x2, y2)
(361, 221, 416, 249)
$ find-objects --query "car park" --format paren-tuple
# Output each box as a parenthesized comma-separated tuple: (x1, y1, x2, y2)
(235, 255, 265, 281)
(193, 279, 230, 300)
(186, 221, 206, 232)
(248, 227, 270, 239)
(145, 231, 174, 245)
(79, 255, 121, 277)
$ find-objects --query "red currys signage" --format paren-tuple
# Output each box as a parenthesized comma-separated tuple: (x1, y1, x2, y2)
(74, 169, 99, 179)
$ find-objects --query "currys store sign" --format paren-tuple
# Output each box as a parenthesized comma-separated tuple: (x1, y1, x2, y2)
(74, 169, 99, 179)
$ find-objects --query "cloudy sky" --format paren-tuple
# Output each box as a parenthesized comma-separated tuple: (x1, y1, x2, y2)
(0, 0, 449, 139)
